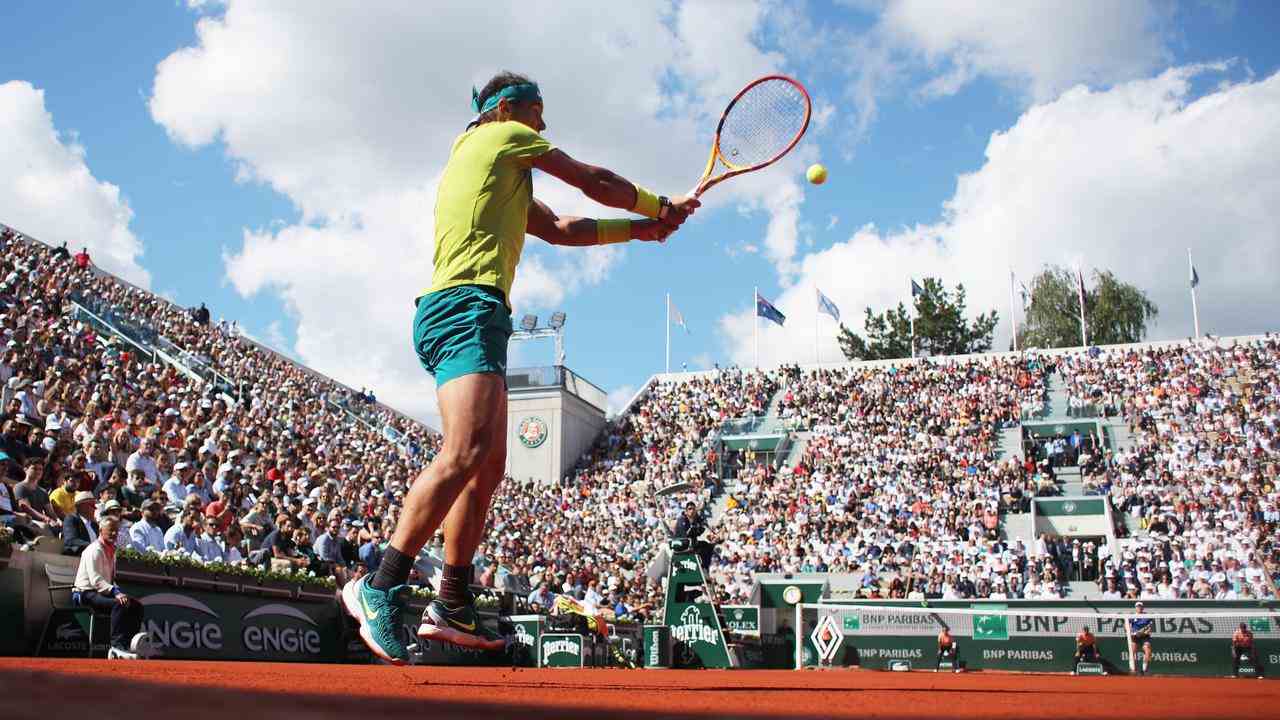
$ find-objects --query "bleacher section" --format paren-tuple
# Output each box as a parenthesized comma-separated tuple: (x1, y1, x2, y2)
(4, 220, 1277, 626)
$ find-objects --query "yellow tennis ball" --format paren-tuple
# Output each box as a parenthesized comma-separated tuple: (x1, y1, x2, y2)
(806, 163, 827, 185)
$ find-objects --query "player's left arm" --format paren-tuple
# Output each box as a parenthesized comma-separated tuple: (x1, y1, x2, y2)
(527, 199, 674, 246)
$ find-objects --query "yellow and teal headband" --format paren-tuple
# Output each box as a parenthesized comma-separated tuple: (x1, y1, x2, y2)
(471, 83, 542, 116)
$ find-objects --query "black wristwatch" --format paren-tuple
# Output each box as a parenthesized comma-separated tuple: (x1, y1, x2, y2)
(658, 195, 672, 220)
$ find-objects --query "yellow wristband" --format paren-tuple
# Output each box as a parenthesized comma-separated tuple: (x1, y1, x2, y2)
(597, 219, 631, 245)
(632, 185, 661, 219)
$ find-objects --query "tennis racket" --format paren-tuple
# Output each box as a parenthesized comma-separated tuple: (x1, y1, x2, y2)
(688, 75, 812, 198)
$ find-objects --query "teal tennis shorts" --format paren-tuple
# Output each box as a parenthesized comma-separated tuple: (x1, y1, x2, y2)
(413, 284, 512, 388)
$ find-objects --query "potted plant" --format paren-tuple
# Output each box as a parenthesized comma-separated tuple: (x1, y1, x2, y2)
(114, 547, 176, 586)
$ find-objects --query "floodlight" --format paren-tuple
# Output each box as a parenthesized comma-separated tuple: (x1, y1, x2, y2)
(548, 311, 566, 330)
(520, 314, 538, 331)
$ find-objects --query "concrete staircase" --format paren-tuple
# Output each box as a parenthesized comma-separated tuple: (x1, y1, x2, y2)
(996, 426, 1022, 461)
(1067, 581, 1100, 599)
(1002, 511, 1034, 546)
(1055, 465, 1085, 496)
(1045, 377, 1073, 420)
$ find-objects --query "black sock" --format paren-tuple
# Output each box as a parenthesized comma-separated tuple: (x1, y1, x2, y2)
(439, 562, 472, 607)
(370, 546, 413, 591)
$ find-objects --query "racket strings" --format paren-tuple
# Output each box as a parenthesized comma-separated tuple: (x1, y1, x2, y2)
(717, 79, 809, 169)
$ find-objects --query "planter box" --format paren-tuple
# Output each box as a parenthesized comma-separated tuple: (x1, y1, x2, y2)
(241, 579, 296, 599)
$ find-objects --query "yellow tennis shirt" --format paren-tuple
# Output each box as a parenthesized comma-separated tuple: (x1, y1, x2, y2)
(427, 121, 554, 303)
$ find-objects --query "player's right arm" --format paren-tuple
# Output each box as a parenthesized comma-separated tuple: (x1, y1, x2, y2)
(532, 150, 699, 225)
(526, 200, 674, 245)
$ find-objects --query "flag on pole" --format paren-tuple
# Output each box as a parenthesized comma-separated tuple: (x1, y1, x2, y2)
(816, 288, 840, 321)
(1076, 268, 1087, 305)
(670, 300, 690, 333)
(1190, 264, 1200, 289)
(756, 293, 786, 327)
(910, 279, 925, 298)
(1019, 281, 1030, 310)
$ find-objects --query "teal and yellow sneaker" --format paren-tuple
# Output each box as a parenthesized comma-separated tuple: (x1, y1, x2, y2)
(341, 575, 410, 664)
(418, 595, 506, 651)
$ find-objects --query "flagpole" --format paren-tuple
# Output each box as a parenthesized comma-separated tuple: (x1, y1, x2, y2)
(665, 292, 671, 375)
(814, 287, 820, 366)
(753, 287, 759, 369)
(1077, 266, 1088, 347)
(910, 313, 916, 359)
(1188, 248, 1201, 339)
(1009, 268, 1019, 352)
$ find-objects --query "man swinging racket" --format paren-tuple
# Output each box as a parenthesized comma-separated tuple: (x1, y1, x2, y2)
(342, 71, 700, 664)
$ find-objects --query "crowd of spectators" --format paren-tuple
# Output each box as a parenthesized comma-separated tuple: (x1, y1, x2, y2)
(708, 358, 1052, 602)
(477, 368, 781, 621)
(1059, 341, 1280, 600)
(0, 227, 440, 591)
(6, 221, 1277, 625)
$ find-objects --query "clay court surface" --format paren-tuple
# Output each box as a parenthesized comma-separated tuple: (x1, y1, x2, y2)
(5, 658, 1275, 719)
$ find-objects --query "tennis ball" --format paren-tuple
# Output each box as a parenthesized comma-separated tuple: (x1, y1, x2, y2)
(806, 163, 827, 185)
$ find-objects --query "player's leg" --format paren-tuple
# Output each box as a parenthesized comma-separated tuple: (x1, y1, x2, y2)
(342, 373, 503, 663)
(1142, 640, 1152, 674)
(420, 386, 508, 647)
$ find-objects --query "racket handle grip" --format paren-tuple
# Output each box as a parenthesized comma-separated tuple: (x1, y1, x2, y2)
(686, 185, 702, 199)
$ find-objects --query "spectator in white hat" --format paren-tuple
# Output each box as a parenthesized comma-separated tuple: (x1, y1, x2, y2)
(61, 491, 99, 555)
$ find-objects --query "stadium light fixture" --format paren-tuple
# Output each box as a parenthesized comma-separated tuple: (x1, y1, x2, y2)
(548, 311, 566, 330)
(520, 314, 538, 331)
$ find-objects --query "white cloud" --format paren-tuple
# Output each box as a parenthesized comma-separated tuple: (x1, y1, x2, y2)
(150, 0, 808, 421)
(837, 0, 1175, 146)
(721, 65, 1280, 366)
(606, 384, 638, 418)
(883, 0, 1173, 102)
(0, 81, 150, 287)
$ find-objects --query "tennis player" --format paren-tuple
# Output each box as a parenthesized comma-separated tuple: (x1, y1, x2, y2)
(342, 71, 700, 664)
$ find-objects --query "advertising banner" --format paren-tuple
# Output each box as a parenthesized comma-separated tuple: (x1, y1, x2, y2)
(722, 605, 760, 635)
(539, 632, 584, 668)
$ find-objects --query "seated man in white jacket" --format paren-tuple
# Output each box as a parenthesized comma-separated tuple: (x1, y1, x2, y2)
(73, 515, 145, 659)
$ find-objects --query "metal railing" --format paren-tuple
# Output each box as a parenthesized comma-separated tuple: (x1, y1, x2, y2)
(506, 365, 609, 412)
(719, 415, 787, 437)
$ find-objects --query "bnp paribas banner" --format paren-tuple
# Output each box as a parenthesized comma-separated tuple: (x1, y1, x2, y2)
(819, 604, 1280, 676)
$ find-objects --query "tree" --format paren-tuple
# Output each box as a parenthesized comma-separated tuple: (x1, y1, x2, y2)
(1017, 265, 1158, 349)
(837, 278, 999, 361)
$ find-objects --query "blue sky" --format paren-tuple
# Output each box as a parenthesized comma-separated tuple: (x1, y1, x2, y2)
(3, 1, 1279, 423)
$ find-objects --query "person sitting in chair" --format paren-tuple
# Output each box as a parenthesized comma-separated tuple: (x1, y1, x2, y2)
(1074, 627, 1100, 673)
(73, 515, 145, 659)
(1233, 623, 1262, 678)
(937, 626, 960, 671)
(673, 502, 715, 572)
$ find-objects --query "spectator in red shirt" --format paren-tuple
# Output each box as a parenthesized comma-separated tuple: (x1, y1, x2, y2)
(73, 247, 91, 270)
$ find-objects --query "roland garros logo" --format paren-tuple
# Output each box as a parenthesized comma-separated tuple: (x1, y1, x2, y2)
(518, 416, 548, 448)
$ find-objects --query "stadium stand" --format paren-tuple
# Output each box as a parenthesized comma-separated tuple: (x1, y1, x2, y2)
(1058, 343, 1280, 600)
(3, 220, 1276, 626)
